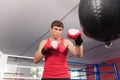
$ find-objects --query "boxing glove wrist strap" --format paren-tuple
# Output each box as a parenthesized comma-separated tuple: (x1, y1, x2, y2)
(75, 35, 83, 46)
(41, 48, 48, 55)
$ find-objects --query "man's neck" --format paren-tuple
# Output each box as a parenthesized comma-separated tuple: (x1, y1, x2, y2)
(50, 37, 62, 41)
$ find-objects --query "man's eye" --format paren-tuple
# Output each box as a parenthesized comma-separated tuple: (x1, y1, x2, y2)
(55, 28, 57, 30)
(59, 29, 62, 31)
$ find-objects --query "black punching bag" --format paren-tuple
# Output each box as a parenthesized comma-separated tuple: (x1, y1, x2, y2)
(79, 0, 120, 44)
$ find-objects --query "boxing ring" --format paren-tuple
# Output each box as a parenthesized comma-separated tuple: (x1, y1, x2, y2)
(0, 51, 42, 80)
(68, 61, 120, 80)
(0, 51, 120, 80)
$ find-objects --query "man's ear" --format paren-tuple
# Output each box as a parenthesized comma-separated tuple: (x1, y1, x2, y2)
(50, 27, 52, 32)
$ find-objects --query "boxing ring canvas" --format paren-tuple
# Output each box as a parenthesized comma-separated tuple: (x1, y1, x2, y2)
(0, 53, 87, 80)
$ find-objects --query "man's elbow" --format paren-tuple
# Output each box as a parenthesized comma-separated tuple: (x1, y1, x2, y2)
(34, 59, 38, 64)
(77, 53, 83, 58)
(76, 55, 83, 58)
(79, 55, 83, 58)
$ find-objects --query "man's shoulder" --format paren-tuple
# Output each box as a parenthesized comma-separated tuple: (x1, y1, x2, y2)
(40, 39, 48, 44)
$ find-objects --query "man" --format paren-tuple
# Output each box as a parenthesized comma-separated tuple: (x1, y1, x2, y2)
(34, 20, 83, 80)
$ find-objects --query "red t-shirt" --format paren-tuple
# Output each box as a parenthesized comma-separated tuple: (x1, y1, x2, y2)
(42, 38, 70, 78)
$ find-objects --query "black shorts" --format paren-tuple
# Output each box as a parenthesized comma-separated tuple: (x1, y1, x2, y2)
(41, 78, 70, 80)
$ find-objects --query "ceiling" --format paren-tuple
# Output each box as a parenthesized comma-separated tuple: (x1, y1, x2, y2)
(0, 0, 120, 64)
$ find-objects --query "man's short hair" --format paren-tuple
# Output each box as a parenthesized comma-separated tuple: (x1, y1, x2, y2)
(51, 20, 64, 28)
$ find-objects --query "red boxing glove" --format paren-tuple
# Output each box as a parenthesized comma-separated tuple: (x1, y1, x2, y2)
(41, 40, 58, 55)
(67, 28, 83, 46)
(67, 29, 82, 39)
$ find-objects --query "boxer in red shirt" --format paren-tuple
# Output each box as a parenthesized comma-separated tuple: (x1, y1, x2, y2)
(34, 20, 83, 80)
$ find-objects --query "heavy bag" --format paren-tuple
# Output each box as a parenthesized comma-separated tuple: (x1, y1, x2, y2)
(78, 0, 120, 43)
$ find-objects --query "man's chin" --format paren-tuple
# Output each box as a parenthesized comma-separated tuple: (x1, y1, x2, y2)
(54, 36, 60, 39)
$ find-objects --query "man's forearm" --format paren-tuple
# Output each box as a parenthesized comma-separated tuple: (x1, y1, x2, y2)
(75, 45, 83, 57)
(34, 50, 44, 64)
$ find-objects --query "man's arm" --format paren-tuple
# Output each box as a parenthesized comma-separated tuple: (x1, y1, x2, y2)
(34, 39, 58, 64)
(66, 28, 83, 57)
(34, 40, 45, 64)
(66, 39, 83, 57)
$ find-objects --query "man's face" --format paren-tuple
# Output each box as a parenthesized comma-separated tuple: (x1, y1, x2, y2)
(50, 26, 63, 39)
